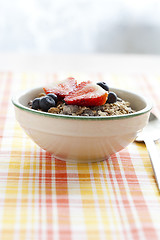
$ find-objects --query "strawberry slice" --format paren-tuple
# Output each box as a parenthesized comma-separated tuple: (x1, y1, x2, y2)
(43, 77, 77, 99)
(64, 81, 108, 106)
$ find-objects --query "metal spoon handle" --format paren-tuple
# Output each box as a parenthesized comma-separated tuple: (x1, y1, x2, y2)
(144, 138, 160, 190)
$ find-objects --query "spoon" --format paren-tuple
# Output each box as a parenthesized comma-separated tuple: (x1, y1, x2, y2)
(135, 112, 160, 190)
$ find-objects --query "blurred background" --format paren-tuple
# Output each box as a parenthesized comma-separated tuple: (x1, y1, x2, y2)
(0, 0, 160, 54)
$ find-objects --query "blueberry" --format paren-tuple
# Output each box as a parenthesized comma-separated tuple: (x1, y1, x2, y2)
(97, 82, 109, 91)
(32, 98, 40, 110)
(39, 96, 56, 112)
(47, 93, 58, 103)
(106, 92, 117, 104)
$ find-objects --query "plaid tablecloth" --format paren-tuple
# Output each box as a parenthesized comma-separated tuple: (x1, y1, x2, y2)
(0, 72, 160, 240)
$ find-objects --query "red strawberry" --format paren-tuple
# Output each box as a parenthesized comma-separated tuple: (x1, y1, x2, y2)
(64, 81, 108, 106)
(43, 77, 77, 99)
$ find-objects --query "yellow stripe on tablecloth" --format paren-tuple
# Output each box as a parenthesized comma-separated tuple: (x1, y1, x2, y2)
(135, 142, 160, 195)
(99, 160, 128, 239)
(1, 124, 23, 239)
(77, 163, 101, 239)
(18, 137, 37, 240)
(132, 143, 160, 239)
(1, 73, 31, 239)
(65, 163, 87, 240)
(89, 162, 120, 239)
(99, 162, 119, 215)
(90, 163, 113, 238)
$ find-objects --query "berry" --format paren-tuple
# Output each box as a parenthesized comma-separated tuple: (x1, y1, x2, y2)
(106, 92, 117, 104)
(32, 98, 40, 110)
(64, 81, 108, 106)
(39, 96, 56, 112)
(47, 93, 58, 103)
(43, 77, 77, 99)
(97, 82, 109, 92)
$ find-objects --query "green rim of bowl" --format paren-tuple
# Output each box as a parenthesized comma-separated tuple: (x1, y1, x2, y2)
(12, 87, 152, 121)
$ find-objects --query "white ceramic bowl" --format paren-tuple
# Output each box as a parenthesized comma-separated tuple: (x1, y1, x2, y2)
(12, 87, 152, 163)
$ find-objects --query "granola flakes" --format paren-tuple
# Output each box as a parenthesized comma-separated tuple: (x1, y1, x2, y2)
(30, 96, 135, 116)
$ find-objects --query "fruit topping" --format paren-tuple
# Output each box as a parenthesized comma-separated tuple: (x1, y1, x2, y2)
(43, 77, 77, 99)
(47, 93, 58, 103)
(32, 98, 40, 110)
(39, 96, 56, 112)
(64, 81, 108, 106)
(97, 81, 118, 104)
(106, 92, 117, 104)
(97, 82, 109, 91)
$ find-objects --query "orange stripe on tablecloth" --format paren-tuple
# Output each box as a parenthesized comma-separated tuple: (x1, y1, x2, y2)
(45, 152, 53, 240)
(119, 150, 158, 240)
(108, 155, 141, 240)
(38, 150, 43, 240)
(55, 159, 71, 240)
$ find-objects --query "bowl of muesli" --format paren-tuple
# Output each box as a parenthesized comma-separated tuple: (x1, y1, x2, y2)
(12, 78, 152, 163)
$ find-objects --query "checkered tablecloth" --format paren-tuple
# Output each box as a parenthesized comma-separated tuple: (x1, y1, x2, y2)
(0, 72, 160, 240)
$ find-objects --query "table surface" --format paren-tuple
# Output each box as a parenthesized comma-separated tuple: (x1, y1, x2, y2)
(0, 54, 160, 240)
(0, 53, 160, 73)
